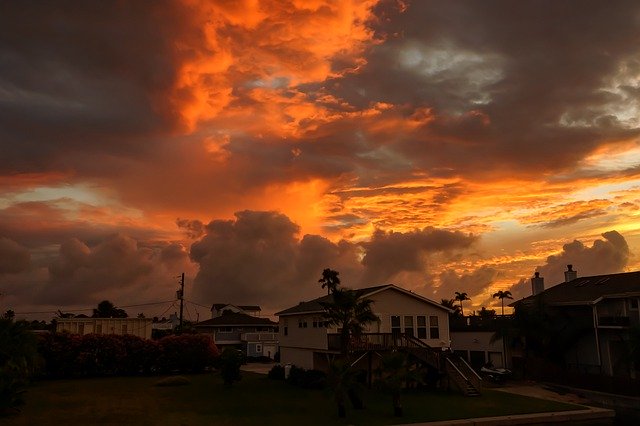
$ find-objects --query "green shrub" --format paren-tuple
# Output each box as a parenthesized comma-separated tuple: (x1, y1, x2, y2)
(219, 348, 244, 387)
(286, 366, 327, 389)
(267, 364, 285, 380)
(0, 319, 38, 413)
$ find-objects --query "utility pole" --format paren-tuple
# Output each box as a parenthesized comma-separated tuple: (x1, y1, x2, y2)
(177, 273, 184, 333)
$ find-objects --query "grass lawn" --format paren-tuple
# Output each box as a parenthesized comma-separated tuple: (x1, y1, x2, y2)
(3, 372, 582, 426)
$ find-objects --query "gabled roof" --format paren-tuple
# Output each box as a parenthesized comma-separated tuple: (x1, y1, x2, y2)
(210, 303, 261, 312)
(512, 271, 640, 306)
(195, 311, 277, 327)
(275, 284, 452, 316)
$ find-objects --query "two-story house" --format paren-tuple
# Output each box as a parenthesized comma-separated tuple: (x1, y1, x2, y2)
(512, 266, 640, 379)
(195, 304, 278, 359)
(276, 284, 453, 370)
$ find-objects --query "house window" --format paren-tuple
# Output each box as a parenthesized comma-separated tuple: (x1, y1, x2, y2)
(629, 299, 639, 310)
(96, 324, 102, 334)
(284, 326, 288, 336)
(391, 316, 401, 336)
(298, 319, 307, 328)
(417, 316, 427, 339)
(312, 317, 319, 328)
(78, 323, 85, 335)
(122, 324, 128, 335)
(429, 316, 439, 339)
(404, 316, 414, 336)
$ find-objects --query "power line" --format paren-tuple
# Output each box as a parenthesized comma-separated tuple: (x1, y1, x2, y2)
(184, 299, 210, 310)
(14, 300, 177, 316)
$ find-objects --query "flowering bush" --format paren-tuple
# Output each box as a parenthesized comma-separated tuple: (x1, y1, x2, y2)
(37, 332, 218, 378)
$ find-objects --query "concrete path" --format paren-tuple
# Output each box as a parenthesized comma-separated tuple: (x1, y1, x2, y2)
(240, 362, 275, 375)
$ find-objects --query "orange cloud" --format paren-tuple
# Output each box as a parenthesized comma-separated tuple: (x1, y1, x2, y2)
(174, 0, 381, 130)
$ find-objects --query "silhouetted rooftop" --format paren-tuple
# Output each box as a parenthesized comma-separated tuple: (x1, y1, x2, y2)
(512, 270, 640, 306)
(196, 311, 277, 327)
(276, 284, 450, 316)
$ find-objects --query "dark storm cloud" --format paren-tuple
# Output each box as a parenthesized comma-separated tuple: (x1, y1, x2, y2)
(0, 237, 31, 274)
(0, 0, 192, 173)
(361, 228, 478, 284)
(434, 265, 499, 302)
(46, 234, 155, 304)
(189, 210, 478, 312)
(535, 230, 630, 286)
(321, 0, 640, 178)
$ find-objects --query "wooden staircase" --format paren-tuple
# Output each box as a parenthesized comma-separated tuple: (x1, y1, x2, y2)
(445, 356, 482, 396)
(332, 332, 483, 396)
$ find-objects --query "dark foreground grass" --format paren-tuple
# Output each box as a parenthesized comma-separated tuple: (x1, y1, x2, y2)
(3, 372, 582, 426)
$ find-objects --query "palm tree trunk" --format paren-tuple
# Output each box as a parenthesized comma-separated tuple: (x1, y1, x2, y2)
(393, 392, 403, 417)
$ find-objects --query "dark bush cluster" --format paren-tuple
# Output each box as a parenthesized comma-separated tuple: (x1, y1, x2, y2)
(37, 333, 219, 378)
(267, 364, 285, 380)
(286, 365, 326, 389)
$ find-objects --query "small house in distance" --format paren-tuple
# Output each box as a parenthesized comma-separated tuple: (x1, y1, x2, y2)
(55, 316, 153, 339)
(195, 304, 278, 359)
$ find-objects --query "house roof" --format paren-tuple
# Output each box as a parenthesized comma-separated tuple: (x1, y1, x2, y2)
(512, 270, 640, 307)
(275, 284, 452, 316)
(195, 311, 277, 327)
(210, 303, 261, 312)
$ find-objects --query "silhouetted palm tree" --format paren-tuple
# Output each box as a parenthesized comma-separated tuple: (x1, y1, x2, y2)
(440, 298, 462, 318)
(376, 352, 422, 417)
(321, 288, 379, 355)
(319, 268, 340, 295)
(492, 290, 513, 316)
(454, 292, 470, 317)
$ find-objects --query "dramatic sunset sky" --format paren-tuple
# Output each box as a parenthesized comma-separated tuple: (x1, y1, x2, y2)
(2, 0, 640, 319)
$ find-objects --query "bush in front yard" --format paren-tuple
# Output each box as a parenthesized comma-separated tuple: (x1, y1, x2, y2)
(267, 364, 285, 380)
(38, 332, 218, 378)
(156, 334, 218, 373)
(0, 319, 39, 413)
(286, 366, 326, 389)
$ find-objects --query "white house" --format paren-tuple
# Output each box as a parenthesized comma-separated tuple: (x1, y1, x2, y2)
(276, 284, 453, 370)
(55, 317, 153, 339)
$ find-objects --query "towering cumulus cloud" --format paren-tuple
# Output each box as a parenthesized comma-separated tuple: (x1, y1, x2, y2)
(536, 231, 630, 285)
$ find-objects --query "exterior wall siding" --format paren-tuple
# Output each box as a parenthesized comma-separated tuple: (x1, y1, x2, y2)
(368, 289, 451, 348)
(56, 318, 153, 339)
(280, 347, 315, 370)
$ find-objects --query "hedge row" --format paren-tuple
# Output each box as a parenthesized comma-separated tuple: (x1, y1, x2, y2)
(37, 333, 219, 378)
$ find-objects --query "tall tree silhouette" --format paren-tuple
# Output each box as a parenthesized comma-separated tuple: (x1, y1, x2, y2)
(92, 300, 128, 318)
(454, 292, 470, 317)
(319, 268, 340, 295)
(440, 299, 462, 318)
(492, 290, 513, 316)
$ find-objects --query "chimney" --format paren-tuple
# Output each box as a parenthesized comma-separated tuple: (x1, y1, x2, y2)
(531, 271, 544, 295)
(564, 264, 578, 282)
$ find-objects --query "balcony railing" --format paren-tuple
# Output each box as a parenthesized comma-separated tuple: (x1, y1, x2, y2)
(214, 331, 242, 342)
(327, 333, 441, 369)
(241, 332, 278, 342)
(598, 316, 630, 327)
